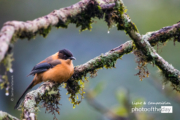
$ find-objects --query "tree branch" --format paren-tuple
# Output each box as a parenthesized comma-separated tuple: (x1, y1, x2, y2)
(2, 0, 179, 62)
(20, 41, 133, 118)
(20, 35, 180, 118)
(21, 81, 60, 120)
(0, 111, 19, 120)
(20, 25, 180, 118)
(148, 23, 180, 46)
(0, 0, 117, 62)
(117, 2, 180, 91)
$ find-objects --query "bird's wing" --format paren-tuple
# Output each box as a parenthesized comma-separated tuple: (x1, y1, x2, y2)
(27, 60, 61, 76)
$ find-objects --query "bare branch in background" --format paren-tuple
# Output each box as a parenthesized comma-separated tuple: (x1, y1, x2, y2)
(85, 91, 128, 120)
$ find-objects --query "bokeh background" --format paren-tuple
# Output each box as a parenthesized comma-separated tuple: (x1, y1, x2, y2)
(1, 0, 180, 120)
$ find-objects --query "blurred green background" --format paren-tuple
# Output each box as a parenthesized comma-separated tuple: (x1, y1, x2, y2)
(0, 0, 180, 120)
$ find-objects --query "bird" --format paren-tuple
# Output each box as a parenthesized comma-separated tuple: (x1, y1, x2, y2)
(14, 49, 76, 109)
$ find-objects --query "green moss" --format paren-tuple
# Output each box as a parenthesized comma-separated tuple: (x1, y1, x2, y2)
(56, 0, 104, 32)
(0, 75, 9, 90)
(104, 0, 125, 30)
(2, 53, 14, 72)
(149, 25, 180, 46)
(39, 26, 52, 37)
(36, 84, 61, 119)
(70, 0, 103, 32)
(104, 0, 138, 33)
(123, 42, 134, 54)
(55, 19, 69, 28)
(123, 15, 138, 34)
(65, 79, 83, 108)
(18, 31, 36, 40)
(17, 25, 51, 40)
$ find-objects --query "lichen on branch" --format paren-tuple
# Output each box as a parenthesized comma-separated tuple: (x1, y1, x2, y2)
(0, 0, 119, 62)
(20, 81, 60, 120)
(116, 1, 180, 91)
(148, 23, 180, 46)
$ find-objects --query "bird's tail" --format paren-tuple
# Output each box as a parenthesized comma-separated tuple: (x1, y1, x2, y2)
(14, 81, 35, 109)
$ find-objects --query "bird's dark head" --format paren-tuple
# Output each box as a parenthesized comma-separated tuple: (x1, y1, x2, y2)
(58, 49, 76, 60)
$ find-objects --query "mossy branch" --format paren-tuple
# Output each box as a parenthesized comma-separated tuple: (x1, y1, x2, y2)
(148, 23, 180, 46)
(0, 0, 117, 62)
(0, 111, 19, 120)
(117, 1, 180, 90)
(20, 81, 60, 120)
(66, 41, 134, 107)
(18, 41, 132, 119)
(20, 38, 180, 118)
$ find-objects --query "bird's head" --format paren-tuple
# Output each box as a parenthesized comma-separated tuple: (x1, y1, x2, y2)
(58, 49, 76, 60)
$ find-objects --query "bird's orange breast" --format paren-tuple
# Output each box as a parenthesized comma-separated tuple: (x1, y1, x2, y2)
(41, 59, 74, 83)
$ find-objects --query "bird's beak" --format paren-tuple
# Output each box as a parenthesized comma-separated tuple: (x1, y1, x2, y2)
(69, 57, 76, 60)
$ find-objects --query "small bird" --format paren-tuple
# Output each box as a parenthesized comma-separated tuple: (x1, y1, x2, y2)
(14, 49, 76, 109)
